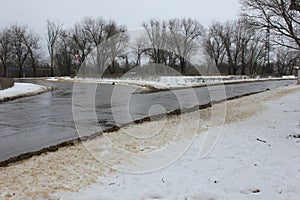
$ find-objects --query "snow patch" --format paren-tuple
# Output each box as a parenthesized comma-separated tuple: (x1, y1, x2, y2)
(0, 83, 52, 102)
(46, 76, 297, 90)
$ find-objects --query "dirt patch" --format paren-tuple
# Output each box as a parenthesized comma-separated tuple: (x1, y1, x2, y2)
(0, 145, 113, 199)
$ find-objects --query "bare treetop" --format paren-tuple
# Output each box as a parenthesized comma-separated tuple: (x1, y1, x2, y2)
(240, 0, 300, 50)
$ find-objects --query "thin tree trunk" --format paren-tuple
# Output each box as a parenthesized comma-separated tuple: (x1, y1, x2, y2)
(19, 67, 23, 78)
(180, 58, 186, 75)
(3, 64, 7, 77)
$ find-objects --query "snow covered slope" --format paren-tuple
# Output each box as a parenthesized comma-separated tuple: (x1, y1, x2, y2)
(0, 83, 52, 102)
(47, 76, 297, 90)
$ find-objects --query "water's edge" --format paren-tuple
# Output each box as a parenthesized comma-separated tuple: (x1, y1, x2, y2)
(0, 86, 53, 103)
(0, 90, 263, 167)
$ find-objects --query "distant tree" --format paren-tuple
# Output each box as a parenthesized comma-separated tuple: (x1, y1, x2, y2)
(246, 32, 265, 75)
(104, 21, 128, 73)
(82, 17, 106, 48)
(221, 22, 237, 74)
(142, 20, 168, 65)
(47, 20, 63, 77)
(234, 20, 256, 75)
(0, 28, 12, 77)
(24, 31, 40, 77)
(55, 31, 73, 76)
(276, 49, 300, 75)
(81, 17, 106, 73)
(105, 20, 126, 39)
(9, 25, 31, 78)
(204, 20, 266, 75)
(131, 35, 148, 66)
(67, 18, 128, 75)
(205, 21, 237, 74)
(203, 22, 226, 70)
(105, 32, 128, 73)
(71, 23, 93, 63)
(168, 18, 204, 74)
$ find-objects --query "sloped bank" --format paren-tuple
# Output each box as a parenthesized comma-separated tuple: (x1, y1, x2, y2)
(0, 83, 53, 103)
(46, 76, 297, 92)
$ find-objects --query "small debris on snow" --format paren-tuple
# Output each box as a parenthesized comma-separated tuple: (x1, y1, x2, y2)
(287, 134, 300, 139)
(256, 138, 267, 143)
(252, 189, 261, 193)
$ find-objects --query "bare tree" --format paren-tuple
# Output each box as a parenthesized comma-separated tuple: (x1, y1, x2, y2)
(105, 32, 129, 73)
(81, 17, 107, 73)
(82, 17, 106, 48)
(74, 18, 127, 75)
(204, 20, 266, 75)
(142, 19, 168, 64)
(205, 21, 236, 74)
(168, 18, 204, 74)
(69, 23, 94, 74)
(131, 35, 148, 66)
(246, 33, 265, 75)
(276, 48, 300, 75)
(55, 31, 73, 76)
(104, 21, 127, 73)
(240, 0, 300, 50)
(234, 20, 255, 75)
(9, 25, 31, 78)
(47, 20, 63, 77)
(105, 20, 126, 39)
(24, 31, 40, 77)
(203, 22, 226, 71)
(0, 28, 11, 77)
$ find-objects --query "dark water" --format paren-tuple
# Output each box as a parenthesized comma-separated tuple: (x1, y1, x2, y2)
(0, 79, 296, 162)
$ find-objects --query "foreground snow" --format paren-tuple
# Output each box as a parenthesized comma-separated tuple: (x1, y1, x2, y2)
(0, 83, 52, 102)
(47, 75, 297, 90)
(0, 85, 299, 199)
(63, 86, 300, 199)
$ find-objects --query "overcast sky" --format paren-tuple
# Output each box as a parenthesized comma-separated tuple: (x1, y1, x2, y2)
(0, 0, 240, 52)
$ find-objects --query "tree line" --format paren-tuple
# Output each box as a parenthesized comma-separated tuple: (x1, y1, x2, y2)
(0, 0, 299, 78)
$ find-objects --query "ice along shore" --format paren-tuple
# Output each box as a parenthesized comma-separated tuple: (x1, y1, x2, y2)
(0, 82, 53, 103)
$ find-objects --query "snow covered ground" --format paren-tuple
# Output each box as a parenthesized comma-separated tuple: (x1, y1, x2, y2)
(0, 83, 52, 102)
(46, 76, 297, 90)
(0, 85, 299, 199)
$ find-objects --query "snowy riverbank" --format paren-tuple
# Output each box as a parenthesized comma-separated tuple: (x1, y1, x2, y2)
(46, 76, 297, 90)
(0, 84, 299, 199)
(0, 83, 53, 102)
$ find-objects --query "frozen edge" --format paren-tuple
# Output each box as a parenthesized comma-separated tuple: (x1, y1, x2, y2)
(45, 76, 297, 92)
(0, 83, 53, 103)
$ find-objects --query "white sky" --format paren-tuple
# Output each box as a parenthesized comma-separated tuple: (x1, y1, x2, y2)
(0, 0, 240, 53)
